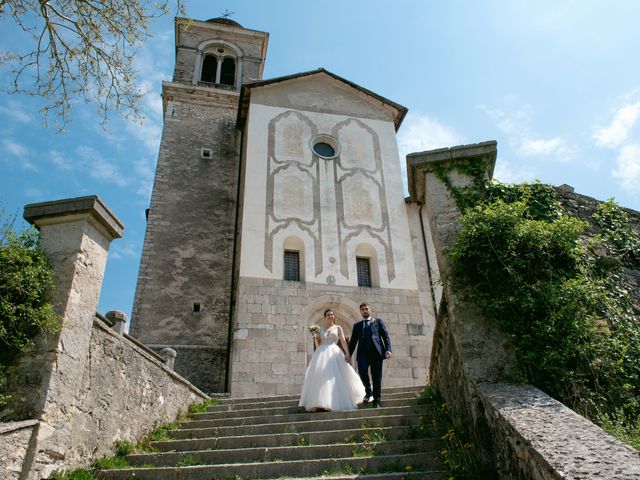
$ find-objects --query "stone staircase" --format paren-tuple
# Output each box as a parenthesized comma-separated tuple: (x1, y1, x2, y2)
(98, 385, 448, 479)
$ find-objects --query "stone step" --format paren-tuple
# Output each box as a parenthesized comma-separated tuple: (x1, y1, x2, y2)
(207, 391, 422, 412)
(126, 438, 437, 467)
(97, 452, 439, 480)
(170, 413, 423, 440)
(214, 385, 425, 405)
(201, 395, 421, 419)
(185, 405, 425, 428)
(271, 473, 449, 480)
(151, 424, 415, 452)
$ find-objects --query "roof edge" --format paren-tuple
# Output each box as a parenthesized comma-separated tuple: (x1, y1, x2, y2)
(236, 68, 408, 131)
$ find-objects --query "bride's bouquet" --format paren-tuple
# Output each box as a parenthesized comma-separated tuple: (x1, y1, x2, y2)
(308, 324, 320, 337)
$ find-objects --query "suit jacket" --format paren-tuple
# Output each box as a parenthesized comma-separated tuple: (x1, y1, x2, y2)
(348, 318, 392, 359)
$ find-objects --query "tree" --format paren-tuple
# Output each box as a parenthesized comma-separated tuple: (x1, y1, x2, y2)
(0, 0, 185, 129)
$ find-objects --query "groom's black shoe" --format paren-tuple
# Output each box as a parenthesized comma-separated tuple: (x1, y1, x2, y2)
(372, 400, 382, 408)
(363, 395, 372, 404)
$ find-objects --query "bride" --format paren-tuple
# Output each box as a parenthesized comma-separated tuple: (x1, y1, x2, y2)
(299, 309, 366, 412)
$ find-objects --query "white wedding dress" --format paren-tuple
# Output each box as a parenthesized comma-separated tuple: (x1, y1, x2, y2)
(299, 325, 366, 411)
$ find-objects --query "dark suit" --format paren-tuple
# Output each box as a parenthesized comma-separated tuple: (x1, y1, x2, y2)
(348, 317, 392, 402)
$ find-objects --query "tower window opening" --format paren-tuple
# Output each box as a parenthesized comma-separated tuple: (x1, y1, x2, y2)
(193, 302, 201, 313)
(200, 55, 217, 83)
(220, 57, 236, 86)
(356, 257, 372, 288)
(284, 250, 300, 282)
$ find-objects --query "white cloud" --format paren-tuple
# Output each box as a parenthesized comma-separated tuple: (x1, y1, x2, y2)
(396, 112, 464, 194)
(0, 102, 32, 124)
(518, 137, 571, 157)
(593, 101, 640, 148)
(3, 139, 28, 157)
(592, 95, 640, 193)
(478, 100, 574, 161)
(75, 145, 130, 187)
(2, 138, 37, 170)
(397, 112, 464, 160)
(133, 156, 156, 200)
(110, 242, 139, 260)
(612, 143, 640, 191)
(493, 159, 536, 183)
(50, 150, 74, 170)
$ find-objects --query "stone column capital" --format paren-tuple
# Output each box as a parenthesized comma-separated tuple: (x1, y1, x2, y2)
(24, 195, 124, 241)
(406, 141, 497, 205)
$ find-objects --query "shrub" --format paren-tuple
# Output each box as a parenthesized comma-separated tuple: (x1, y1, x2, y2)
(0, 213, 59, 407)
(444, 179, 640, 450)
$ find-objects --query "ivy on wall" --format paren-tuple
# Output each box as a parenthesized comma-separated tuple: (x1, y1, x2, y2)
(430, 161, 640, 450)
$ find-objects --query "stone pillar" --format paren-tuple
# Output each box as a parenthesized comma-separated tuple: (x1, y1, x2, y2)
(407, 142, 496, 284)
(106, 310, 128, 335)
(19, 196, 124, 479)
(160, 348, 177, 370)
(407, 141, 513, 469)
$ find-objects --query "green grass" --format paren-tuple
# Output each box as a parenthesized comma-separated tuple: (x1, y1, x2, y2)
(50, 470, 95, 480)
(176, 454, 202, 467)
(352, 443, 376, 457)
(114, 440, 135, 456)
(361, 428, 386, 443)
(91, 455, 130, 470)
(413, 386, 492, 479)
(188, 397, 220, 414)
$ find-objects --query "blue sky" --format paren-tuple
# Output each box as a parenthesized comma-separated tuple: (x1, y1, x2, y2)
(1, 1, 640, 319)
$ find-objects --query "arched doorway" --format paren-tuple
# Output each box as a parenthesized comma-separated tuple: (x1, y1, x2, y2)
(302, 295, 361, 367)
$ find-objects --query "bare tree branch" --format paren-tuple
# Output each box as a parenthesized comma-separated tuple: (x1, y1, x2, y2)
(0, 0, 186, 130)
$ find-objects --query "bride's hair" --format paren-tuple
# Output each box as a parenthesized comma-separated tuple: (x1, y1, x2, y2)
(323, 309, 334, 317)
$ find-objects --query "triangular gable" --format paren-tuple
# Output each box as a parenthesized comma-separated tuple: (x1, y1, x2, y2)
(237, 68, 407, 131)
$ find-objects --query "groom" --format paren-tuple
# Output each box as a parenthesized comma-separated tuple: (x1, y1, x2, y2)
(348, 302, 392, 408)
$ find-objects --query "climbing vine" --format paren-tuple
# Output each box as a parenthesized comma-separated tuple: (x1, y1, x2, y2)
(433, 166, 640, 450)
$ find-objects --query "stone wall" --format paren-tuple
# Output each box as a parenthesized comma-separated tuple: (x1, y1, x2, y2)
(0, 420, 37, 480)
(555, 185, 640, 321)
(477, 383, 640, 479)
(1, 196, 208, 480)
(229, 277, 433, 397)
(408, 143, 640, 478)
(2, 316, 207, 480)
(129, 83, 241, 394)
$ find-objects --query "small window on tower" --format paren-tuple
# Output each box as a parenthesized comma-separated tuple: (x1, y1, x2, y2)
(201, 148, 212, 159)
(284, 250, 300, 282)
(220, 57, 236, 86)
(356, 257, 372, 288)
(193, 302, 201, 313)
(200, 55, 217, 83)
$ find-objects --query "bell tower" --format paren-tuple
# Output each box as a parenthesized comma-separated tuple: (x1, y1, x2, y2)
(130, 17, 269, 393)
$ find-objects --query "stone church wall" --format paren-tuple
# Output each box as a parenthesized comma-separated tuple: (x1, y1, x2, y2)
(229, 75, 438, 397)
(229, 278, 432, 397)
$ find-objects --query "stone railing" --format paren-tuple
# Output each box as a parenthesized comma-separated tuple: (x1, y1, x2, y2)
(407, 142, 640, 479)
(0, 196, 207, 480)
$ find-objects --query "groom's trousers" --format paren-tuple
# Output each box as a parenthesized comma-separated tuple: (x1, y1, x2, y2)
(357, 352, 384, 402)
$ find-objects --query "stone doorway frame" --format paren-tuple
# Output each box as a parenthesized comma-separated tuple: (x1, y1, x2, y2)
(302, 294, 361, 366)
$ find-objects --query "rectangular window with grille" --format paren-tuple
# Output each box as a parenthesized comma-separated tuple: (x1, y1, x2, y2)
(356, 257, 372, 288)
(284, 250, 300, 282)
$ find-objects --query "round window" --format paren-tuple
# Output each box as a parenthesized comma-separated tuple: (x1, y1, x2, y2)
(309, 135, 340, 159)
(313, 142, 335, 158)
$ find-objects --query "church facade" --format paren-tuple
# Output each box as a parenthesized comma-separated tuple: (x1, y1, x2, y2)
(130, 17, 441, 396)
